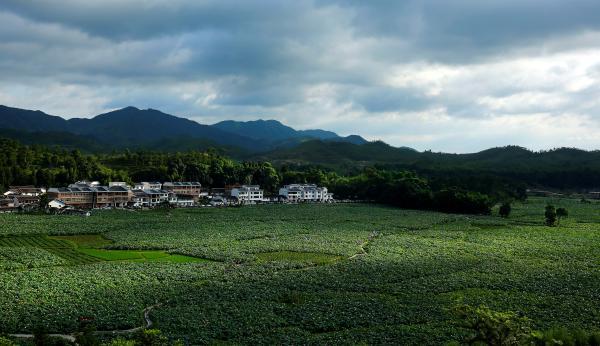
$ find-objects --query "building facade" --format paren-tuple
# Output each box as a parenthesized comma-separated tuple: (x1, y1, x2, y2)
(3, 186, 46, 196)
(47, 183, 133, 208)
(132, 189, 169, 208)
(279, 184, 332, 202)
(162, 182, 202, 197)
(230, 185, 264, 203)
(133, 182, 162, 190)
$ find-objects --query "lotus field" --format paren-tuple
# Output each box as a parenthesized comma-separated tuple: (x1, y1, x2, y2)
(0, 198, 599, 344)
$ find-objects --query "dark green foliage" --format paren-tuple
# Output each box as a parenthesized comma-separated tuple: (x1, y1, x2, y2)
(433, 189, 492, 215)
(0, 337, 15, 346)
(499, 202, 512, 218)
(454, 304, 600, 346)
(260, 141, 600, 191)
(545, 205, 557, 226)
(531, 327, 600, 346)
(453, 304, 532, 345)
(38, 193, 49, 210)
(75, 321, 100, 346)
(556, 207, 569, 226)
(135, 329, 169, 346)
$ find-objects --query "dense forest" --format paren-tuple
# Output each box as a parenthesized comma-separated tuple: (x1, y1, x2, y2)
(0, 138, 529, 214)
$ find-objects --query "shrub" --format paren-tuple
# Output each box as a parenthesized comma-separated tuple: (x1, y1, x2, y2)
(453, 304, 532, 345)
(556, 207, 568, 226)
(545, 205, 557, 226)
(499, 202, 511, 218)
(530, 327, 600, 346)
(0, 336, 16, 346)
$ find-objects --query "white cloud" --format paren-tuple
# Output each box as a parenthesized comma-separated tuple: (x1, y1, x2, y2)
(1, 1, 600, 152)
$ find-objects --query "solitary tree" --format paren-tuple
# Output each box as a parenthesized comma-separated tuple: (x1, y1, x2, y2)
(38, 193, 49, 211)
(545, 205, 557, 226)
(556, 207, 568, 226)
(499, 202, 511, 218)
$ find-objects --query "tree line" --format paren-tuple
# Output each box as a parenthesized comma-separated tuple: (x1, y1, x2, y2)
(0, 138, 527, 214)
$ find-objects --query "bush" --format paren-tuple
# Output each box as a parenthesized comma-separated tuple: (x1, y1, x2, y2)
(434, 189, 493, 215)
(0, 336, 16, 346)
(499, 202, 511, 218)
(453, 304, 532, 345)
(102, 338, 136, 346)
(531, 327, 600, 346)
(556, 207, 568, 226)
(136, 329, 169, 346)
(545, 205, 557, 226)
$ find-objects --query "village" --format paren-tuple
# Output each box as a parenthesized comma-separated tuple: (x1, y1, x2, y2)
(0, 181, 334, 213)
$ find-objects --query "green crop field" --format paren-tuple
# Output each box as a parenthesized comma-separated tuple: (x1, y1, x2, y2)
(0, 198, 599, 344)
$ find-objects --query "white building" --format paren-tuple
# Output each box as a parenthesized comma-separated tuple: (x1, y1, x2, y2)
(132, 189, 169, 207)
(171, 193, 195, 207)
(279, 184, 332, 202)
(230, 185, 263, 203)
(3, 186, 46, 196)
(109, 182, 130, 188)
(68, 181, 100, 188)
(48, 199, 66, 209)
(133, 182, 162, 190)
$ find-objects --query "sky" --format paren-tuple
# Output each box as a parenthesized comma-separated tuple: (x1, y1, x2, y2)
(1, 1, 600, 153)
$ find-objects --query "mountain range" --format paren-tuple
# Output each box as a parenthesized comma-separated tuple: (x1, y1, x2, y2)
(3, 104, 600, 190)
(0, 105, 367, 154)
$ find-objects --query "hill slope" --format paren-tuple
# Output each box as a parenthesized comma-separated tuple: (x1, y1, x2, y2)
(0, 105, 367, 152)
(212, 119, 367, 145)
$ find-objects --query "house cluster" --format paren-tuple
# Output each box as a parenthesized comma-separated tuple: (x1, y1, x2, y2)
(0, 181, 333, 211)
(0, 186, 46, 212)
(44, 181, 205, 209)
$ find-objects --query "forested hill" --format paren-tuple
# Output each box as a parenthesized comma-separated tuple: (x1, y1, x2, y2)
(2, 104, 600, 190)
(256, 140, 600, 189)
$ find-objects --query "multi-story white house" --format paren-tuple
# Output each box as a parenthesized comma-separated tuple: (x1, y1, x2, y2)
(171, 193, 195, 207)
(230, 185, 264, 203)
(279, 184, 332, 202)
(132, 189, 169, 208)
(133, 182, 162, 190)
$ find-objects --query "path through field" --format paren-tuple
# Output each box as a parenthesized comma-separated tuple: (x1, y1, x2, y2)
(8, 303, 162, 342)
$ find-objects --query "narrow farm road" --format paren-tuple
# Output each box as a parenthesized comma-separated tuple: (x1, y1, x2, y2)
(8, 303, 162, 342)
(348, 230, 379, 260)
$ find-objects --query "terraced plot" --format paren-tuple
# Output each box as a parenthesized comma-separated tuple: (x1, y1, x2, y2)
(0, 234, 205, 267)
(0, 235, 101, 265)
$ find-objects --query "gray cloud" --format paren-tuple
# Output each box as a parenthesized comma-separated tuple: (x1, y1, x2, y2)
(1, 1, 600, 152)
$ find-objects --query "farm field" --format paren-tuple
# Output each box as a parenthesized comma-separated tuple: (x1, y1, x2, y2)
(0, 198, 599, 344)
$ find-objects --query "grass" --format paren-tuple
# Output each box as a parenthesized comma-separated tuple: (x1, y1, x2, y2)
(0, 234, 206, 266)
(78, 248, 206, 263)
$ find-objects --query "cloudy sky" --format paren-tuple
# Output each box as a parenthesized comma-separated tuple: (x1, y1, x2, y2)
(1, 1, 600, 152)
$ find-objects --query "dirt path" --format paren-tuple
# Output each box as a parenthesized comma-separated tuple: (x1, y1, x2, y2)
(348, 230, 379, 260)
(8, 303, 162, 343)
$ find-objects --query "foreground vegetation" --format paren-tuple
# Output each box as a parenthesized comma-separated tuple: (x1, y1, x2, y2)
(0, 197, 598, 344)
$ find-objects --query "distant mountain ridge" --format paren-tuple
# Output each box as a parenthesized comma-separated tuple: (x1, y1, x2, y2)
(0, 105, 367, 153)
(212, 119, 367, 145)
